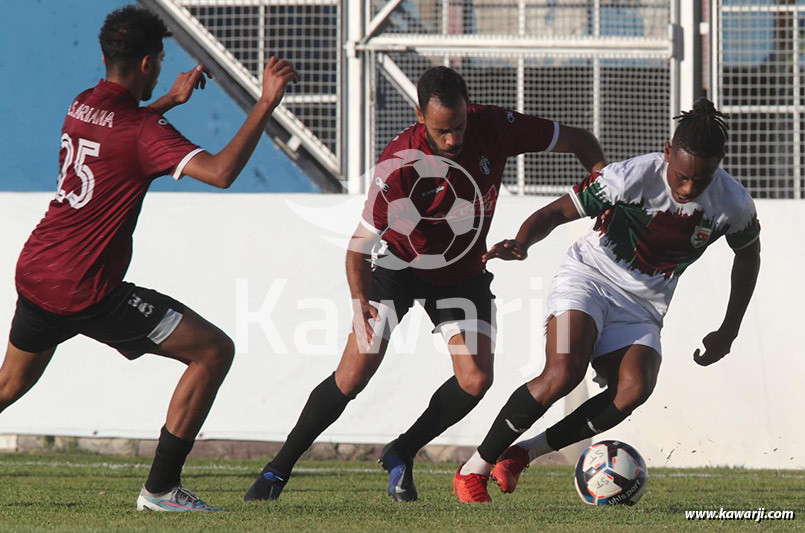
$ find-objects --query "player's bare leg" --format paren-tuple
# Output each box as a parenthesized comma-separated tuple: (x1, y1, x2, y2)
(599, 344, 661, 413)
(334, 332, 389, 397)
(456, 311, 596, 502)
(136, 307, 234, 512)
(245, 332, 389, 501)
(153, 307, 235, 439)
(0, 343, 57, 413)
(449, 331, 494, 396)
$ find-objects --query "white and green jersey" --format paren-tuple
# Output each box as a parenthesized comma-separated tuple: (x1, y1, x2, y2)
(564, 152, 760, 321)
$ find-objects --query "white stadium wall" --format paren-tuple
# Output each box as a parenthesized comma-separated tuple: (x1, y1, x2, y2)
(0, 192, 802, 470)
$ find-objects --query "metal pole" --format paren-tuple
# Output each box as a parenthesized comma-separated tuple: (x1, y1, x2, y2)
(709, 0, 720, 109)
(517, 0, 526, 196)
(792, 13, 802, 198)
(258, 4, 265, 83)
(593, 0, 601, 141)
(344, 0, 365, 194)
(679, 0, 703, 112)
(670, 0, 681, 136)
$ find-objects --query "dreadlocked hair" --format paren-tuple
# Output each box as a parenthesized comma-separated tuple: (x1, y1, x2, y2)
(671, 97, 729, 159)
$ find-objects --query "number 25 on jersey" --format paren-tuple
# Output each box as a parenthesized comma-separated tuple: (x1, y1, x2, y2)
(56, 133, 100, 209)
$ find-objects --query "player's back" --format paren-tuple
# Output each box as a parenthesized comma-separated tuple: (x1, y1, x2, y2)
(16, 80, 197, 314)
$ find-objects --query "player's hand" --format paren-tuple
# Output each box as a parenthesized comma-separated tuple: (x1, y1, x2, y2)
(693, 329, 736, 366)
(166, 65, 212, 106)
(351, 298, 379, 354)
(482, 239, 528, 263)
(260, 57, 299, 108)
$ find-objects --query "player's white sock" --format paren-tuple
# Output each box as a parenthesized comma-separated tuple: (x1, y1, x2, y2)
(460, 450, 493, 476)
(517, 432, 553, 463)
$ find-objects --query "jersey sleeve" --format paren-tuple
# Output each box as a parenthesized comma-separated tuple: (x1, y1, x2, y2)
(359, 150, 410, 234)
(488, 106, 558, 157)
(725, 193, 761, 250)
(138, 112, 203, 180)
(569, 164, 625, 218)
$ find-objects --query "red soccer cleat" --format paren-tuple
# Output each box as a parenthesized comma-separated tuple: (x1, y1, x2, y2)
(491, 445, 530, 493)
(452, 466, 492, 504)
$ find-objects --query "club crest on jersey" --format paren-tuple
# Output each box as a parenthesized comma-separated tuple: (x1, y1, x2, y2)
(479, 156, 491, 176)
(691, 225, 712, 248)
(506, 111, 516, 123)
(374, 176, 390, 193)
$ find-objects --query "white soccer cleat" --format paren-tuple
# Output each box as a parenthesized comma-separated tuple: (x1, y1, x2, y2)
(136, 485, 222, 512)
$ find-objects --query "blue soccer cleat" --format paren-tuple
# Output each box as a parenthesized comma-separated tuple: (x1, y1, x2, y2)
(379, 440, 418, 502)
(136, 485, 222, 512)
(244, 467, 288, 501)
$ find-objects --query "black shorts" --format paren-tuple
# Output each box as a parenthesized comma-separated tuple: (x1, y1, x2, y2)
(9, 282, 185, 360)
(368, 267, 496, 342)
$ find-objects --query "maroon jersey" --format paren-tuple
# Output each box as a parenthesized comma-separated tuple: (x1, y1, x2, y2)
(361, 104, 557, 285)
(15, 80, 203, 314)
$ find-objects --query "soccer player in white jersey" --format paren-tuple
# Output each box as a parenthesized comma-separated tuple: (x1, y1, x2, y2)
(452, 98, 761, 503)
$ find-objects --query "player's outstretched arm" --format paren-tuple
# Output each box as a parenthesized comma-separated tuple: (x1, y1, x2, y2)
(148, 65, 213, 115)
(694, 237, 761, 366)
(182, 57, 298, 188)
(346, 223, 382, 352)
(483, 194, 581, 263)
(551, 124, 608, 173)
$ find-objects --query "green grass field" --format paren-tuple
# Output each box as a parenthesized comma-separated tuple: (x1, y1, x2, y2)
(0, 452, 802, 532)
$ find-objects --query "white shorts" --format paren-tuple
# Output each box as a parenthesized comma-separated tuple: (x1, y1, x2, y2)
(546, 271, 662, 363)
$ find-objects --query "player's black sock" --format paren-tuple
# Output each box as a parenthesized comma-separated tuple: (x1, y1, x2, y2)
(267, 372, 353, 477)
(477, 384, 547, 464)
(545, 391, 629, 451)
(394, 376, 483, 460)
(145, 425, 194, 494)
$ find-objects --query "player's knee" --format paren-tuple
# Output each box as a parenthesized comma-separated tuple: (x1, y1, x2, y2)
(456, 368, 493, 397)
(204, 334, 235, 377)
(540, 363, 586, 403)
(0, 376, 30, 411)
(335, 367, 372, 398)
(614, 379, 655, 412)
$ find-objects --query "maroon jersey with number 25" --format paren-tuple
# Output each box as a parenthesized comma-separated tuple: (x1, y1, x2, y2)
(16, 80, 204, 314)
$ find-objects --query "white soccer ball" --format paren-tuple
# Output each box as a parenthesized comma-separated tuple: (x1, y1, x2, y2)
(574, 440, 648, 506)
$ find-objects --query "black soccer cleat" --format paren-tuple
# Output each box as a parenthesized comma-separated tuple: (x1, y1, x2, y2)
(378, 440, 418, 502)
(244, 466, 288, 501)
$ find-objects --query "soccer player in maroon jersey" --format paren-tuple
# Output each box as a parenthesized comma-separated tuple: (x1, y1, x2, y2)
(0, 6, 297, 511)
(245, 66, 607, 502)
(452, 99, 761, 503)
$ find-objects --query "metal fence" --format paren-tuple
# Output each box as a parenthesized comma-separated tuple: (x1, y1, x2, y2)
(365, 0, 675, 195)
(713, 0, 805, 199)
(173, 0, 340, 176)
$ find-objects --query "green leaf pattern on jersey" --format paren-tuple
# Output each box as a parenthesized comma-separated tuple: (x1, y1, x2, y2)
(576, 175, 612, 216)
(594, 201, 653, 268)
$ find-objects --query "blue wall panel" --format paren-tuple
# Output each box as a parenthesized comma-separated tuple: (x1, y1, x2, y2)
(0, 0, 317, 193)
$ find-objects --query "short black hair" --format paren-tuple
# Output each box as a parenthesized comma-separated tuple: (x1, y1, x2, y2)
(417, 66, 469, 112)
(671, 97, 729, 159)
(99, 5, 171, 68)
